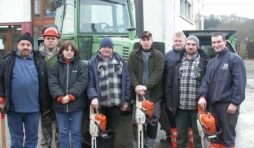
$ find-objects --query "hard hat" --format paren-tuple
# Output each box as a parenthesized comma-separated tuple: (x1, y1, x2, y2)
(43, 27, 61, 39)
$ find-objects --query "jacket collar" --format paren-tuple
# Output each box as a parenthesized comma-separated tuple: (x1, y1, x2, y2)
(216, 47, 229, 57)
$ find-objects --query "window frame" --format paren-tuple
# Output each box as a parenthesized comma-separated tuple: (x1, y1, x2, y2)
(180, 0, 193, 22)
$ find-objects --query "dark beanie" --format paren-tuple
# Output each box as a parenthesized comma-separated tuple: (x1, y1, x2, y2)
(99, 37, 113, 49)
(18, 32, 33, 45)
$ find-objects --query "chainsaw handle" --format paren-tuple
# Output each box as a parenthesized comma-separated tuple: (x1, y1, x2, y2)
(136, 94, 146, 101)
(198, 105, 206, 114)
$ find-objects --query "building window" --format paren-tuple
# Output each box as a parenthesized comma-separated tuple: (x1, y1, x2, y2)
(45, 0, 56, 17)
(34, 0, 41, 17)
(33, 26, 42, 51)
(180, 0, 193, 21)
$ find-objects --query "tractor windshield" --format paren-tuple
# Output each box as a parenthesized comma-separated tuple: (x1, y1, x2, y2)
(79, 0, 131, 33)
(55, 0, 75, 35)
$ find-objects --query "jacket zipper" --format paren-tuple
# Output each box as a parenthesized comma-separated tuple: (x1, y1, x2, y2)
(66, 64, 69, 113)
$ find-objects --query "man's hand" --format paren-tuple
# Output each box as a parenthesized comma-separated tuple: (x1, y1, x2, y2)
(227, 103, 237, 114)
(135, 85, 147, 96)
(91, 98, 99, 110)
(121, 102, 128, 111)
(62, 95, 70, 104)
(198, 97, 207, 111)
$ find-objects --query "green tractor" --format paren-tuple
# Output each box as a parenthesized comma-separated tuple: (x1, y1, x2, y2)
(53, 0, 165, 62)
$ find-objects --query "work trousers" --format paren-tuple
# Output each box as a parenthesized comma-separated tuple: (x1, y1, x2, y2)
(97, 106, 122, 148)
(209, 103, 239, 147)
(175, 108, 201, 148)
(40, 110, 60, 148)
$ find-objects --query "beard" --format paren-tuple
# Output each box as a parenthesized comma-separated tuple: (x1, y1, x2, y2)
(19, 50, 31, 58)
(186, 49, 196, 56)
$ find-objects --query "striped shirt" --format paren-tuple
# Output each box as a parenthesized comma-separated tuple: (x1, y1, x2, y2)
(179, 52, 201, 110)
(97, 54, 122, 107)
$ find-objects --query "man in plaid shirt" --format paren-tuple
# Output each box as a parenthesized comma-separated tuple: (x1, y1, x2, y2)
(165, 35, 209, 148)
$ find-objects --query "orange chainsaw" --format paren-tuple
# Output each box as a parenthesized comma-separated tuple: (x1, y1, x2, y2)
(89, 106, 110, 148)
(135, 94, 154, 148)
(197, 106, 222, 148)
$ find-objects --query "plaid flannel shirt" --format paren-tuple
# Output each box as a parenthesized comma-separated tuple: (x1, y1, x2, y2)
(98, 54, 122, 107)
(178, 52, 201, 110)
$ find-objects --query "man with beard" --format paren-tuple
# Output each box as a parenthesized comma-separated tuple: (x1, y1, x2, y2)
(0, 32, 51, 147)
(40, 24, 61, 148)
(165, 35, 209, 148)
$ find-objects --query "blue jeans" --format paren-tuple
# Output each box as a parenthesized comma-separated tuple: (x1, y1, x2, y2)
(55, 110, 84, 148)
(7, 111, 40, 148)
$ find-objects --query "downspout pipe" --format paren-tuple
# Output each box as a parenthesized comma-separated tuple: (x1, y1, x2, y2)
(134, 0, 144, 36)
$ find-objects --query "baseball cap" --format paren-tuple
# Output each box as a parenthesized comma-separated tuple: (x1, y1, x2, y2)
(140, 31, 152, 38)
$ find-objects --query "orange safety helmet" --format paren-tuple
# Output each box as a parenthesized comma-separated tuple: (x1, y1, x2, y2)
(43, 27, 61, 39)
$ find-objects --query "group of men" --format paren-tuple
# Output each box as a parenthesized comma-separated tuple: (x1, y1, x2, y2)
(0, 24, 246, 148)
(164, 31, 246, 148)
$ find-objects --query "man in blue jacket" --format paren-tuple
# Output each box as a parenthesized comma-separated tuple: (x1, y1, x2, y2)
(198, 32, 246, 148)
(87, 37, 131, 148)
(163, 31, 186, 148)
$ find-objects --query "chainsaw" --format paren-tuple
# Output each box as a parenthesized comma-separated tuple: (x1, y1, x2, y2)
(89, 105, 110, 148)
(135, 94, 154, 148)
(197, 106, 222, 148)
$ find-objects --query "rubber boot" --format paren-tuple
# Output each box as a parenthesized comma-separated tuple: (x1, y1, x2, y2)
(188, 127, 193, 148)
(210, 143, 222, 148)
(170, 128, 177, 148)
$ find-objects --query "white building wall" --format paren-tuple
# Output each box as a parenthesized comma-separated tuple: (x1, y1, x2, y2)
(139, 0, 203, 52)
(143, 0, 164, 42)
(0, 0, 31, 23)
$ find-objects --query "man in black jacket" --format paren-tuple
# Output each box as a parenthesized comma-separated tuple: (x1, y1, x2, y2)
(0, 32, 51, 147)
(165, 35, 209, 148)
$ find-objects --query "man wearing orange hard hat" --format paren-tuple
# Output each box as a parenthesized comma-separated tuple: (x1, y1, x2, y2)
(40, 24, 61, 148)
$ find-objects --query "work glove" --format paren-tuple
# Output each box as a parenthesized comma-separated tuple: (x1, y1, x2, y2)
(0, 97, 6, 113)
(91, 98, 99, 110)
(57, 96, 69, 104)
(68, 94, 75, 101)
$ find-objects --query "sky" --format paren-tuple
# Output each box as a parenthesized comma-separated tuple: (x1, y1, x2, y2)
(203, 0, 254, 19)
